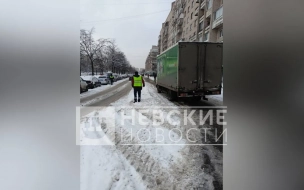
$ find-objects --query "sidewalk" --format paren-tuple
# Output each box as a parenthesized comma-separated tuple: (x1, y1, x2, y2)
(143, 76, 156, 85)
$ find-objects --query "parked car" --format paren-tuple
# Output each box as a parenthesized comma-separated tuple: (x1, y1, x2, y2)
(113, 74, 119, 82)
(98, 75, 109, 85)
(81, 76, 101, 89)
(80, 77, 88, 93)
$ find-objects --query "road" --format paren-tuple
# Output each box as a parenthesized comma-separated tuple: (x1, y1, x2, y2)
(80, 79, 131, 104)
(80, 79, 132, 116)
(79, 78, 224, 190)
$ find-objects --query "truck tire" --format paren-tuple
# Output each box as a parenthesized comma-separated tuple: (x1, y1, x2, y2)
(156, 85, 161, 93)
(169, 90, 177, 101)
(193, 96, 201, 101)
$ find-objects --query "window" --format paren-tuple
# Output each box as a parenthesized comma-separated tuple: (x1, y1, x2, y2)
(187, 17, 189, 23)
(199, 35, 203, 42)
(214, 6, 223, 20)
(204, 32, 209, 41)
(220, 29, 223, 37)
(192, 1, 194, 8)
(188, 6, 190, 13)
(191, 13, 193, 19)
(206, 19, 210, 26)
(190, 24, 192, 31)
(199, 22, 204, 30)
(194, 19, 197, 27)
(207, 0, 213, 9)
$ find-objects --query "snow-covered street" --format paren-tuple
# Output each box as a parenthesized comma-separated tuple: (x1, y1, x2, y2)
(80, 81, 224, 190)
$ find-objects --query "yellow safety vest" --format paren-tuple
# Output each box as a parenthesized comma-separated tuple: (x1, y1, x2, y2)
(133, 76, 142, 87)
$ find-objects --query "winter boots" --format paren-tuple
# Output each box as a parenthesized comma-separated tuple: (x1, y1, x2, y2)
(134, 97, 141, 103)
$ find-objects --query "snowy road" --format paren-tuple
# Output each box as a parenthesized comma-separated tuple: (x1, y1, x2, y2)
(80, 78, 130, 104)
(80, 80, 223, 190)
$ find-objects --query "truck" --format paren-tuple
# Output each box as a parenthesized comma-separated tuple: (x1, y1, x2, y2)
(156, 42, 223, 101)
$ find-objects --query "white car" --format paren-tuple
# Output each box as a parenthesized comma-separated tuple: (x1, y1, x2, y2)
(80, 77, 88, 93)
(98, 75, 109, 85)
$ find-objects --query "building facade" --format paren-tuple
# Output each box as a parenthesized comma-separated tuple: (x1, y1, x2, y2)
(145, 45, 159, 72)
(158, 0, 223, 54)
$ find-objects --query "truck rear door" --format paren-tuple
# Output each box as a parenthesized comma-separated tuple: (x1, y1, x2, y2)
(197, 43, 223, 91)
(178, 43, 199, 92)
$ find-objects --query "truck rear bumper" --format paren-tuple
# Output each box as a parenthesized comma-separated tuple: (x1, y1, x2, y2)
(178, 89, 221, 97)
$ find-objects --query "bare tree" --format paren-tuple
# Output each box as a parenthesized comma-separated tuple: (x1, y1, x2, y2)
(106, 40, 120, 73)
(80, 28, 108, 75)
(80, 28, 135, 76)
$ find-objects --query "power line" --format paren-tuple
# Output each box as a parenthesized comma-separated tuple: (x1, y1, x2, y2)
(81, 9, 170, 24)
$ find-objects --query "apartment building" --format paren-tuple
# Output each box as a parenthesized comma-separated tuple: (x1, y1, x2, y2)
(145, 45, 159, 72)
(158, 0, 223, 54)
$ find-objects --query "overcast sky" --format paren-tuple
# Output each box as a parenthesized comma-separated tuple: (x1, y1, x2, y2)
(80, 0, 173, 69)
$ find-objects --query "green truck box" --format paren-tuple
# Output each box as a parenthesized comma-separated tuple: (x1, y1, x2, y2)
(156, 42, 223, 100)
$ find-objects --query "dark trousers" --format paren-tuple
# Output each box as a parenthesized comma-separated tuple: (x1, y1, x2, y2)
(133, 87, 142, 100)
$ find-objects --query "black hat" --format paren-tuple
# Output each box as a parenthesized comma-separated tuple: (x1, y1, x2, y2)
(135, 71, 138, 75)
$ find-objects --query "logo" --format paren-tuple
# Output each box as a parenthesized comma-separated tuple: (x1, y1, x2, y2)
(77, 106, 227, 146)
(76, 106, 116, 145)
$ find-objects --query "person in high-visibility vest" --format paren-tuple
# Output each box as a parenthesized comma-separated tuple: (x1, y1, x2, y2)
(131, 71, 145, 103)
(109, 74, 114, 85)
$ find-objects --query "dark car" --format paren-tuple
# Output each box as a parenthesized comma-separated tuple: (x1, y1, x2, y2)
(81, 76, 101, 89)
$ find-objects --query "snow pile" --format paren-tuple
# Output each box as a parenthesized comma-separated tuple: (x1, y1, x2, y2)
(81, 146, 146, 190)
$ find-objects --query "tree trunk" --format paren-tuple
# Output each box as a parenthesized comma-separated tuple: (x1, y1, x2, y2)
(90, 60, 94, 76)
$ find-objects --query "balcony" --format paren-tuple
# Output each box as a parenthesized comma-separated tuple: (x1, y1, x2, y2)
(194, 7, 199, 16)
(164, 30, 168, 36)
(206, 8, 212, 17)
(190, 35, 196, 42)
(199, 15, 204, 23)
(177, 18, 183, 25)
(212, 6, 223, 29)
(217, 36, 223, 42)
(205, 25, 210, 31)
(201, 0, 206, 9)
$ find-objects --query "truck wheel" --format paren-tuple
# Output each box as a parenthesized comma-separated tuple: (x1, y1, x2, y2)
(169, 90, 177, 101)
(193, 96, 201, 101)
(156, 85, 161, 93)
